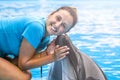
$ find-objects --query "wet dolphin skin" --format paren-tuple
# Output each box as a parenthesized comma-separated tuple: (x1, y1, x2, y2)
(47, 34, 107, 80)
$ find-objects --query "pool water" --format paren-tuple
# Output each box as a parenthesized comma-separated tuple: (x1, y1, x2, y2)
(0, 0, 120, 80)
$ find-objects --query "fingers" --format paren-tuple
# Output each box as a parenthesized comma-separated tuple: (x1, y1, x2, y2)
(53, 45, 70, 61)
(58, 51, 69, 60)
(55, 45, 69, 53)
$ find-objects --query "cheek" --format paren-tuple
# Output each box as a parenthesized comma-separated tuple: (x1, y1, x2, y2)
(58, 28, 66, 34)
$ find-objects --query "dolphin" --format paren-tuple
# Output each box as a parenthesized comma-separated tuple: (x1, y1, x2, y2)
(47, 34, 107, 80)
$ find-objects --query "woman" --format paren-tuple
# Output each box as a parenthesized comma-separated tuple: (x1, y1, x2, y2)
(0, 6, 78, 80)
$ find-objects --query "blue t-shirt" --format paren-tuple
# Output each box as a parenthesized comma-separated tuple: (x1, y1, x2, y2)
(0, 16, 50, 57)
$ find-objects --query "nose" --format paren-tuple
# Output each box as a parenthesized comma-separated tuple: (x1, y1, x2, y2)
(55, 20, 62, 28)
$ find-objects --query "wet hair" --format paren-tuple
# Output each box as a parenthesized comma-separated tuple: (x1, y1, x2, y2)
(52, 6, 78, 31)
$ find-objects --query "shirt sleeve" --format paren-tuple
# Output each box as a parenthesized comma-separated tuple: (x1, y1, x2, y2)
(22, 21, 44, 49)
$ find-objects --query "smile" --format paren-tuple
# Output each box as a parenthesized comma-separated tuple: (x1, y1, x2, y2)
(51, 24, 57, 32)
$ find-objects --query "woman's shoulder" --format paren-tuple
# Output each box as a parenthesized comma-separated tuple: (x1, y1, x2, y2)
(11, 16, 45, 23)
(21, 16, 46, 26)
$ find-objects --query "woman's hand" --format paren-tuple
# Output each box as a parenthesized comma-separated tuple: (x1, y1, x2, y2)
(46, 39, 56, 55)
(46, 39, 70, 61)
(53, 45, 70, 61)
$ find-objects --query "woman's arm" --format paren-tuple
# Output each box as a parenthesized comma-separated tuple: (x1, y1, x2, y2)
(18, 38, 54, 71)
(18, 38, 69, 71)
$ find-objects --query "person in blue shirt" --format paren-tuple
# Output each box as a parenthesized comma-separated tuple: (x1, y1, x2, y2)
(0, 6, 78, 80)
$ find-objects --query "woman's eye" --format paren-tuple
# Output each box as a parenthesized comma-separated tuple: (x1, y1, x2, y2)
(62, 24, 65, 28)
(56, 16, 62, 21)
(62, 23, 66, 29)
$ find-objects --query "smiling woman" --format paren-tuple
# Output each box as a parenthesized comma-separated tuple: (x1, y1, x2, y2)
(46, 6, 78, 35)
(0, 6, 78, 80)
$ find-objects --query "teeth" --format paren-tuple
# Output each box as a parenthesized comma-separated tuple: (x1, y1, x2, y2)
(51, 26, 57, 32)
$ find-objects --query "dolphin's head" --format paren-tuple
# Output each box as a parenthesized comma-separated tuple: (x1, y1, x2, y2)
(55, 34, 77, 60)
(48, 34, 107, 80)
(54, 34, 86, 80)
(55, 34, 70, 46)
(55, 34, 77, 59)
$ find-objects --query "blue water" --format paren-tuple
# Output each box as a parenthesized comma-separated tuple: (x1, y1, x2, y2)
(0, 0, 120, 80)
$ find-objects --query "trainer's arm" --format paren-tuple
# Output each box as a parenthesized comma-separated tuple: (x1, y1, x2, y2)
(18, 38, 54, 71)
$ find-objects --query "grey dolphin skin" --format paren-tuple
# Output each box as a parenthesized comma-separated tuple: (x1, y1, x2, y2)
(47, 34, 107, 80)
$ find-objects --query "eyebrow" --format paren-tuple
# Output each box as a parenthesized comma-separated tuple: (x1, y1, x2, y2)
(56, 15, 62, 21)
(57, 14, 70, 29)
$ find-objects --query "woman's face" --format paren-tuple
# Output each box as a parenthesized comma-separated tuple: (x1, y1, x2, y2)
(46, 10, 73, 36)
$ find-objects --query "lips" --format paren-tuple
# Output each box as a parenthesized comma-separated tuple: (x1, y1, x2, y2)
(51, 24, 57, 32)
